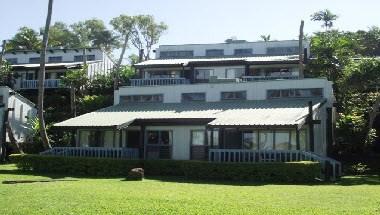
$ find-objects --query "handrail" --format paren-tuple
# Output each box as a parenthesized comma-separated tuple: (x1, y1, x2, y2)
(20, 79, 64, 89)
(130, 78, 190, 86)
(40, 147, 139, 159)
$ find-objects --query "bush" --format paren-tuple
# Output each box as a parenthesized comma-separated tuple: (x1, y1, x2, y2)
(10, 154, 320, 182)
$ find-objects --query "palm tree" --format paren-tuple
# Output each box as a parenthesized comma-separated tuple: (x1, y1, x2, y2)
(38, 0, 53, 150)
(260, 35, 271, 42)
(310, 9, 339, 31)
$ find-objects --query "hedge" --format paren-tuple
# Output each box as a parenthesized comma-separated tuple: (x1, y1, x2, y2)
(10, 154, 321, 182)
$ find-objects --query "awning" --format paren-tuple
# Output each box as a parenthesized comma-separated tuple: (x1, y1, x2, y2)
(54, 99, 325, 129)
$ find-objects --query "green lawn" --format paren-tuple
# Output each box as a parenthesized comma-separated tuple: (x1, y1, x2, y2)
(0, 164, 380, 215)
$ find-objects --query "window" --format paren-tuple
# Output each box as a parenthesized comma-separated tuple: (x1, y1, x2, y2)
(48, 56, 62, 63)
(5, 58, 18, 64)
(195, 69, 213, 80)
(147, 70, 181, 78)
(267, 88, 323, 99)
(234, 48, 253, 56)
(275, 131, 290, 150)
(88, 131, 105, 147)
(242, 131, 258, 150)
(266, 46, 298, 55)
(191, 130, 205, 146)
(56, 72, 65, 79)
(147, 130, 172, 145)
(299, 129, 309, 151)
(225, 68, 244, 78)
(119, 94, 163, 104)
(208, 129, 219, 148)
(221, 91, 246, 100)
(74, 55, 96, 62)
(259, 130, 274, 150)
(159, 51, 194, 58)
(181, 93, 206, 102)
(29, 57, 40, 63)
(206, 49, 224, 57)
(25, 73, 34, 80)
(45, 73, 51, 79)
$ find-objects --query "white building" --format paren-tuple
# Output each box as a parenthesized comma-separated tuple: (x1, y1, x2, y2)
(0, 86, 37, 152)
(3, 48, 114, 90)
(53, 40, 340, 178)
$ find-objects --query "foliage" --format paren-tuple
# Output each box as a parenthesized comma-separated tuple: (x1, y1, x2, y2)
(1, 164, 380, 215)
(77, 95, 112, 114)
(349, 163, 370, 175)
(44, 22, 77, 48)
(0, 60, 13, 87)
(10, 154, 320, 182)
(310, 9, 339, 30)
(88, 73, 113, 95)
(260, 34, 271, 42)
(61, 66, 89, 91)
(118, 65, 136, 85)
(6, 27, 42, 50)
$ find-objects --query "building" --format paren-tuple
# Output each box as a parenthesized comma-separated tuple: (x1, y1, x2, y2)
(52, 39, 340, 178)
(3, 48, 114, 90)
(0, 86, 37, 151)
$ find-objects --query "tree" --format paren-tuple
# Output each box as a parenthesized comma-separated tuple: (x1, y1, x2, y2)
(130, 15, 168, 60)
(6, 27, 42, 50)
(38, 0, 54, 150)
(110, 14, 135, 89)
(61, 66, 89, 117)
(310, 9, 339, 31)
(260, 35, 271, 42)
(45, 22, 76, 48)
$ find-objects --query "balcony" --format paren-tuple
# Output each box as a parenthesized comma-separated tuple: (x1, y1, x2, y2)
(241, 75, 299, 82)
(20, 79, 64, 89)
(130, 78, 190, 87)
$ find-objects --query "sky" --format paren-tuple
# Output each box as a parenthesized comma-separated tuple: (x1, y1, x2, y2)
(1, 0, 379, 57)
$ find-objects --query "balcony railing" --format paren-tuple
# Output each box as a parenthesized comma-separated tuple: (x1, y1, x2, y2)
(20, 79, 64, 89)
(241, 75, 299, 82)
(209, 149, 342, 181)
(130, 78, 190, 87)
(40, 147, 139, 159)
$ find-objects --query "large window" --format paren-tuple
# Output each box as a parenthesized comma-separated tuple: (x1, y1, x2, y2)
(259, 130, 274, 150)
(208, 129, 219, 148)
(195, 69, 213, 80)
(147, 70, 181, 78)
(182, 93, 206, 102)
(29, 57, 40, 64)
(191, 130, 205, 146)
(74, 55, 96, 62)
(242, 131, 258, 150)
(225, 68, 244, 78)
(206, 49, 224, 57)
(275, 131, 290, 150)
(267, 47, 298, 55)
(221, 91, 246, 100)
(234, 48, 253, 56)
(267, 88, 323, 99)
(147, 130, 172, 145)
(48, 56, 62, 63)
(120, 94, 163, 104)
(5, 58, 18, 64)
(160, 51, 194, 58)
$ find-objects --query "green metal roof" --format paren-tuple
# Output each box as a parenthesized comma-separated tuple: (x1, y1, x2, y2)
(54, 99, 324, 129)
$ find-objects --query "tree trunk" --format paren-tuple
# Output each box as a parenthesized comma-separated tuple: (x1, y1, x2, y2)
(70, 86, 76, 117)
(299, 20, 305, 79)
(114, 34, 129, 90)
(38, 0, 53, 150)
(0, 40, 6, 160)
(6, 122, 23, 154)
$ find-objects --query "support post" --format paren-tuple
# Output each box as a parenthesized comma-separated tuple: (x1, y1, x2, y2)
(139, 125, 145, 159)
(296, 128, 300, 150)
(308, 101, 315, 152)
(299, 20, 305, 79)
(219, 128, 225, 149)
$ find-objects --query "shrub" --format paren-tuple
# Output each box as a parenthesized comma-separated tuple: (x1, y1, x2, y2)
(10, 154, 320, 182)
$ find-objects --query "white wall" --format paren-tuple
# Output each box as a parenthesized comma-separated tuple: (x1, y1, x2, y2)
(6, 91, 37, 143)
(4, 49, 104, 64)
(116, 78, 334, 104)
(156, 40, 310, 58)
(145, 125, 205, 160)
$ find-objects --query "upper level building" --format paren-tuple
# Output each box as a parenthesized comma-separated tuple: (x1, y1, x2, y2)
(155, 39, 309, 59)
(3, 48, 114, 90)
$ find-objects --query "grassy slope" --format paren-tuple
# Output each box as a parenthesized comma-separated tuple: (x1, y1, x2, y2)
(0, 164, 380, 215)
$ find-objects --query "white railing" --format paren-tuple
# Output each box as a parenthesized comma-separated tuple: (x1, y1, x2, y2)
(40, 147, 139, 159)
(21, 79, 64, 89)
(241, 75, 299, 82)
(208, 149, 342, 181)
(130, 78, 190, 86)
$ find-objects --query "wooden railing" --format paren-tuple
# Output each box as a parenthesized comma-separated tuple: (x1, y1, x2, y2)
(208, 149, 342, 181)
(40, 147, 139, 159)
(21, 79, 64, 89)
(130, 78, 190, 86)
(241, 75, 299, 82)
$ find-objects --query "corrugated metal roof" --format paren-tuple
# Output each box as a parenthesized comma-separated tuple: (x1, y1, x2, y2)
(11, 60, 102, 69)
(134, 55, 299, 67)
(54, 99, 323, 129)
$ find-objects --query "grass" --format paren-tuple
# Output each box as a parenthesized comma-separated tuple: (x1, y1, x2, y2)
(0, 164, 380, 215)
